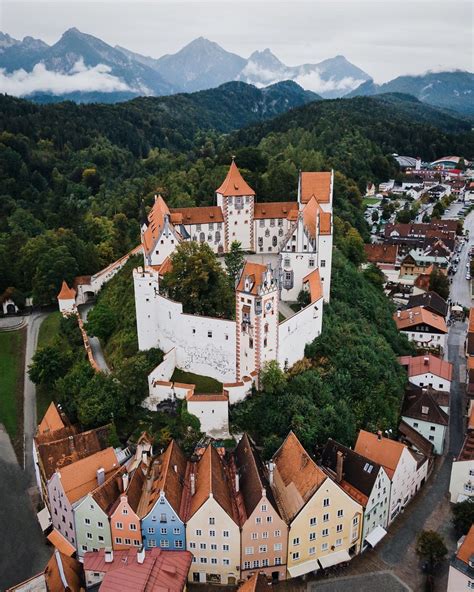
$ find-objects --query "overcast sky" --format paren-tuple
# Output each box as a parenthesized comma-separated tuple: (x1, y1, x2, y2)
(1, 0, 472, 82)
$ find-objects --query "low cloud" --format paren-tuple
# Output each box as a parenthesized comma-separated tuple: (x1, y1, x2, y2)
(0, 59, 133, 96)
(294, 71, 366, 94)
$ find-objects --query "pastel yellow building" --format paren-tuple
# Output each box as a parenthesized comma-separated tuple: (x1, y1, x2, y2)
(270, 432, 363, 577)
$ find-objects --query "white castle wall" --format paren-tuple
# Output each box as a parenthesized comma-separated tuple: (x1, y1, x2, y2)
(318, 234, 333, 302)
(278, 297, 323, 369)
(254, 218, 291, 253)
(186, 398, 229, 437)
(148, 348, 176, 387)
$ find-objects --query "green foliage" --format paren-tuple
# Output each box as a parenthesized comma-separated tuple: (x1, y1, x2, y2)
(76, 373, 126, 427)
(28, 344, 73, 387)
(86, 302, 118, 342)
(452, 498, 474, 536)
(429, 268, 450, 300)
(224, 241, 245, 286)
(416, 531, 448, 572)
(260, 360, 287, 395)
(363, 264, 385, 290)
(162, 242, 234, 319)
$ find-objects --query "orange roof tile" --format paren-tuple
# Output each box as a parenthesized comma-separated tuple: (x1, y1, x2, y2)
(364, 244, 398, 264)
(272, 432, 326, 520)
(303, 196, 318, 238)
(303, 269, 323, 303)
(300, 171, 332, 204)
(47, 529, 76, 557)
(142, 195, 172, 255)
(216, 160, 255, 196)
(339, 480, 369, 508)
(469, 308, 474, 334)
(170, 206, 224, 225)
(253, 202, 296, 219)
(319, 210, 332, 235)
(238, 573, 269, 592)
(236, 261, 268, 295)
(186, 392, 229, 402)
(45, 551, 83, 592)
(58, 447, 119, 504)
(159, 256, 173, 276)
(92, 465, 127, 514)
(394, 306, 447, 333)
(354, 430, 406, 479)
(38, 402, 66, 436)
(398, 354, 453, 381)
(57, 281, 76, 301)
(457, 525, 474, 565)
(186, 445, 238, 523)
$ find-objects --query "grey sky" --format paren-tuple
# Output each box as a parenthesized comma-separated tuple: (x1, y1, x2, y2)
(1, 0, 472, 82)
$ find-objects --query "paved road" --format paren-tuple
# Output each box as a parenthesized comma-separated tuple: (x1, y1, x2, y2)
(79, 303, 110, 374)
(23, 312, 47, 482)
(449, 210, 474, 309)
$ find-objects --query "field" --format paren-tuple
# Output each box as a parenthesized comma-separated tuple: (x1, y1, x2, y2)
(362, 197, 381, 206)
(0, 329, 26, 443)
(171, 368, 223, 393)
(36, 312, 61, 419)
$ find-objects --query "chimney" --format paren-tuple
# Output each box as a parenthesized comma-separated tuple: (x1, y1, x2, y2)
(137, 546, 145, 564)
(377, 430, 383, 441)
(173, 464, 178, 473)
(268, 462, 275, 486)
(397, 310, 401, 318)
(190, 472, 196, 496)
(104, 548, 113, 563)
(336, 450, 344, 483)
(97, 467, 105, 486)
(122, 472, 129, 492)
(424, 356, 429, 366)
(235, 473, 240, 493)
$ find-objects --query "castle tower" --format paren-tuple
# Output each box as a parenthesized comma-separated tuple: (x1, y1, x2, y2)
(235, 262, 279, 383)
(133, 266, 160, 351)
(216, 159, 255, 252)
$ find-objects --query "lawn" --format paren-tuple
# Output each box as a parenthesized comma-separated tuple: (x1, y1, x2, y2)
(36, 312, 61, 420)
(363, 197, 381, 206)
(171, 368, 223, 393)
(0, 329, 26, 440)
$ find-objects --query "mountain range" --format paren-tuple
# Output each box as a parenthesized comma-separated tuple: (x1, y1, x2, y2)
(0, 28, 472, 115)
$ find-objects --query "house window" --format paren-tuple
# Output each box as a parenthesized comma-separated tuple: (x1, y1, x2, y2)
(244, 561, 251, 569)
(259, 545, 267, 553)
(353, 517, 359, 526)
(160, 528, 167, 534)
(274, 543, 282, 551)
(223, 559, 230, 566)
(292, 552, 299, 561)
(323, 498, 330, 507)
(173, 527, 180, 535)
(335, 538, 342, 547)
(258, 237, 263, 247)
(272, 236, 278, 247)
(208, 331, 212, 338)
(429, 436, 435, 441)
(274, 530, 281, 537)
(323, 513, 329, 522)
(209, 530, 216, 537)
(266, 516, 272, 523)
(262, 531, 268, 539)
(189, 542, 196, 549)
(122, 508, 128, 515)
(148, 539, 156, 547)
(309, 546, 316, 555)
(322, 529, 329, 537)
(251, 532, 258, 540)
(130, 524, 137, 531)
(337, 509, 344, 517)
(200, 543, 206, 550)
(321, 543, 328, 551)
(223, 544, 229, 551)
(261, 504, 267, 512)
(175, 540, 183, 548)
(309, 532, 316, 541)
(430, 426, 436, 431)
(309, 259, 315, 267)
(148, 527, 155, 534)
(98, 535, 104, 542)
(115, 537, 122, 544)
(97, 521, 103, 529)
(81, 545, 88, 552)
(275, 557, 282, 565)
(211, 557, 217, 564)
(259, 220, 265, 228)
(211, 544, 217, 550)
(265, 229, 270, 237)
(262, 558, 269, 567)
(209, 517, 215, 525)
(321, 260, 326, 267)
(200, 557, 207, 564)
(160, 513, 166, 522)
(87, 533, 93, 540)
(125, 538, 131, 545)
(223, 530, 229, 537)
(336, 524, 343, 532)
(85, 518, 91, 525)
(293, 537, 300, 546)
(413, 422, 419, 428)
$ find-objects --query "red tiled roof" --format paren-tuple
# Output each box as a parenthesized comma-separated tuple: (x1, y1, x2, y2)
(216, 160, 255, 196)
(398, 354, 453, 381)
(186, 392, 228, 402)
(142, 195, 172, 255)
(458, 431, 474, 461)
(457, 525, 474, 565)
(364, 244, 398, 264)
(57, 281, 76, 300)
(170, 206, 224, 225)
(238, 573, 269, 592)
(37, 402, 66, 436)
(47, 529, 76, 557)
(236, 261, 268, 295)
(394, 306, 447, 333)
(303, 269, 323, 303)
(355, 430, 406, 479)
(253, 202, 296, 219)
(300, 171, 332, 204)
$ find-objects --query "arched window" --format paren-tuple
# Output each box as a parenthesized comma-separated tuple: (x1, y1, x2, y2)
(272, 236, 278, 246)
(215, 231, 221, 242)
(199, 232, 205, 242)
(265, 229, 270, 238)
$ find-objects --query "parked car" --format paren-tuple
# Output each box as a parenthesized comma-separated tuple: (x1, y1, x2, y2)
(466, 274, 471, 281)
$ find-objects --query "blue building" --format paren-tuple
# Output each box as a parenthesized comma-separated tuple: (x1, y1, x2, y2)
(141, 441, 187, 551)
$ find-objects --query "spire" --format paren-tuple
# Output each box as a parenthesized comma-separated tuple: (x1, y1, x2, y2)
(216, 160, 255, 197)
(57, 280, 76, 300)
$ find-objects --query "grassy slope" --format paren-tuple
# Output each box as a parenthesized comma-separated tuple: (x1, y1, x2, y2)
(36, 311, 62, 419)
(0, 330, 25, 440)
(171, 369, 222, 393)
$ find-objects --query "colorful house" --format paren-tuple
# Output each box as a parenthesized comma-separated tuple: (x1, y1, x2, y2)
(235, 434, 288, 583)
(184, 444, 241, 585)
(270, 432, 363, 578)
(139, 440, 187, 551)
(110, 465, 146, 550)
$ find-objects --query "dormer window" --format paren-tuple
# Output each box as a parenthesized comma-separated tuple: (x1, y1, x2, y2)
(421, 406, 429, 415)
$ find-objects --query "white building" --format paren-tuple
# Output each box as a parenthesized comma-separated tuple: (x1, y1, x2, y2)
(398, 354, 453, 392)
(355, 430, 428, 525)
(394, 307, 448, 354)
(447, 526, 474, 592)
(401, 389, 449, 455)
(449, 430, 474, 503)
(57, 281, 77, 316)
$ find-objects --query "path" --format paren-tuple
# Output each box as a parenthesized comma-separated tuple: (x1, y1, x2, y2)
(79, 303, 111, 374)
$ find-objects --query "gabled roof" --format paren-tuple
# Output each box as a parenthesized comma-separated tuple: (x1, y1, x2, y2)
(92, 465, 127, 514)
(216, 160, 255, 196)
(457, 525, 474, 565)
(146, 440, 187, 518)
(124, 466, 147, 513)
(44, 550, 83, 592)
(364, 244, 398, 265)
(37, 402, 67, 436)
(320, 439, 383, 508)
(398, 354, 453, 381)
(57, 280, 76, 301)
(302, 196, 318, 238)
(142, 194, 173, 255)
(300, 171, 332, 204)
(457, 430, 474, 461)
(186, 444, 238, 523)
(271, 431, 326, 521)
(402, 389, 449, 426)
(236, 261, 268, 295)
(398, 420, 435, 458)
(170, 206, 224, 225)
(37, 424, 112, 480)
(303, 269, 323, 303)
(234, 434, 280, 520)
(238, 573, 269, 592)
(354, 430, 407, 479)
(406, 291, 448, 318)
(254, 202, 296, 219)
(57, 447, 119, 505)
(394, 306, 447, 333)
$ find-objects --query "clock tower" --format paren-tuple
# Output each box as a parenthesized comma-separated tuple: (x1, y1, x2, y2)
(235, 261, 279, 384)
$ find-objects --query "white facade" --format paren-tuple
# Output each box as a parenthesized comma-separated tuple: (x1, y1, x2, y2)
(388, 447, 427, 524)
(58, 297, 76, 316)
(400, 329, 447, 353)
(145, 218, 180, 267)
(254, 217, 291, 253)
(216, 193, 254, 252)
(361, 467, 391, 549)
(449, 459, 474, 503)
(184, 222, 224, 254)
(186, 396, 229, 438)
(278, 300, 323, 370)
(401, 416, 446, 455)
(408, 372, 451, 392)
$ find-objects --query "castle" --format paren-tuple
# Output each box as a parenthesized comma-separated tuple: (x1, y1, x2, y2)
(133, 161, 334, 435)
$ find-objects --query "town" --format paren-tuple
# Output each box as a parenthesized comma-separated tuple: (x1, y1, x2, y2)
(2, 156, 474, 592)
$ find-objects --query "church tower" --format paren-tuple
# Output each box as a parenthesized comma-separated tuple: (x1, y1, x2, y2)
(236, 262, 279, 383)
(216, 159, 255, 252)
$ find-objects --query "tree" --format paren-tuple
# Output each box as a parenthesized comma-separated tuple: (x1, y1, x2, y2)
(161, 242, 234, 318)
(416, 531, 447, 573)
(297, 289, 311, 309)
(86, 302, 118, 342)
(224, 241, 245, 286)
(452, 498, 474, 536)
(28, 344, 73, 387)
(363, 264, 385, 290)
(259, 360, 287, 395)
(429, 267, 450, 300)
(32, 246, 79, 305)
(76, 373, 126, 428)
(371, 210, 379, 223)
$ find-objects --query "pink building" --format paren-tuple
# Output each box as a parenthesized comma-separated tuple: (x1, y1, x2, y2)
(235, 434, 288, 583)
(109, 465, 146, 550)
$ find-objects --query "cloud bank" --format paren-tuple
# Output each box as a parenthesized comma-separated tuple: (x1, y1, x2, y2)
(0, 59, 133, 96)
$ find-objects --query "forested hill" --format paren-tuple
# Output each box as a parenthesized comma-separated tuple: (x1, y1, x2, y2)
(0, 88, 473, 305)
(0, 80, 320, 155)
